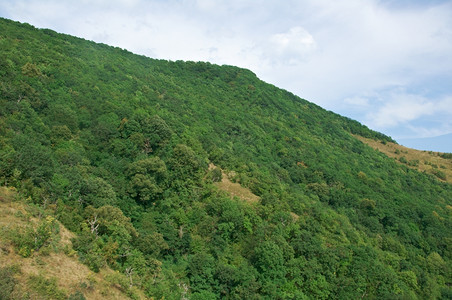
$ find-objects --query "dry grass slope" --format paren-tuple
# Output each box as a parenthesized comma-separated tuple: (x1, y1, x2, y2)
(355, 135, 452, 184)
(0, 186, 146, 300)
(209, 164, 260, 203)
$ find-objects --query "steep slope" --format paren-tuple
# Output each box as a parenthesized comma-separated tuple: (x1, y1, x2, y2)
(1, 18, 451, 299)
(356, 135, 452, 183)
(0, 187, 145, 299)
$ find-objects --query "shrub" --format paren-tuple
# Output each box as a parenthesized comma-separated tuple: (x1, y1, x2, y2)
(439, 153, 452, 159)
(431, 170, 446, 181)
(408, 160, 419, 167)
(208, 167, 222, 182)
(0, 266, 18, 300)
(8, 215, 60, 257)
(68, 290, 87, 300)
(28, 274, 67, 300)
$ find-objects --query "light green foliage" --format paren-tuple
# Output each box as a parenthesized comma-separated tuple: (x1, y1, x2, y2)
(168, 144, 205, 180)
(71, 222, 106, 272)
(7, 215, 59, 257)
(86, 205, 136, 241)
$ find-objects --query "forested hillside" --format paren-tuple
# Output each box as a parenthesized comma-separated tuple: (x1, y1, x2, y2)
(0, 18, 451, 299)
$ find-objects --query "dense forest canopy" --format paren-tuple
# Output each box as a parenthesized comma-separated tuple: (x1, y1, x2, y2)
(0, 18, 451, 299)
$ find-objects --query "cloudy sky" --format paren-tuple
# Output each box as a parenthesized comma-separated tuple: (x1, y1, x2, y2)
(1, 0, 452, 150)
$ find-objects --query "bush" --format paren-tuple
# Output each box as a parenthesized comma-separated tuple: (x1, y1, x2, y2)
(68, 290, 87, 300)
(408, 160, 419, 167)
(431, 170, 446, 181)
(104, 271, 140, 299)
(105, 271, 130, 292)
(8, 215, 60, 257)
(208, 167, 222, 182)
(0, 266, 18, 300)
(28, 274, 67, 300)
(399, 157, 408, 164)
(439, 153, 452, 159)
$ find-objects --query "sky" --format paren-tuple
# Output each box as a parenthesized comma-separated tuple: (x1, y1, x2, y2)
(1, 0, 452, 151)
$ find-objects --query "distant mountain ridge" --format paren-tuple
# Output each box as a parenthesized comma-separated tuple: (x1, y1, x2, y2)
(0, 17, 451, 299)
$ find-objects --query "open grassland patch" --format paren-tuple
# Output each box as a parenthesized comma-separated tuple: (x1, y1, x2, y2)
(355, 135, 452, 183)
(209, 164, 260, 203)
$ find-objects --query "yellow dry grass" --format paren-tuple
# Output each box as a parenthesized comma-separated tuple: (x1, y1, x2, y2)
(355, 135, 452, 184)
(0, 187, 146, 300)
(0, 186, 16, 202)
(209, 164, 260, 203)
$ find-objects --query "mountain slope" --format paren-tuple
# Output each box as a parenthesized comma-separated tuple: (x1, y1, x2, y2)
(357, 135, 452, 183)
(0, 18, 451, 299)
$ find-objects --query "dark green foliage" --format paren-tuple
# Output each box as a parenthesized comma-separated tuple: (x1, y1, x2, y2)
(81, 176, 117, 207)
(208, 167, 222, 182)
(432, 169, 447, 181)
(253, 240, 285, 281)
(0, 17, 451, 299)
(68, 291, 87, 300)
(440, 153, 452, 159)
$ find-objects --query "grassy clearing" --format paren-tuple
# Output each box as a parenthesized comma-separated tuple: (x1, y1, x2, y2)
(208, 164, 260, 203)
(355, 135, 452, 184)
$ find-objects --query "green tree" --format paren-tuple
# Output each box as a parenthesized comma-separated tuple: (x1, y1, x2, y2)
(81, 177, 116, 207)
(187, 252, 216, 293)
(127, 157, 167, 202)
(168, 144, 205, 181)
(253, 240, 285, 282)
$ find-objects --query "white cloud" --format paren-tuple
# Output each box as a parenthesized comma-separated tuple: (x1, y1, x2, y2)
(363, 92, 452, 139)
(367, 94, 435, 128)
(267, 27, 316, 65)
(343, 96, 370, 108)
